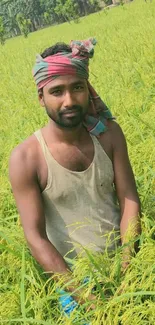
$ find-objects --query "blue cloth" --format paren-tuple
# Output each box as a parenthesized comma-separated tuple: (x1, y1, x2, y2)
(57, 287, 90, 324)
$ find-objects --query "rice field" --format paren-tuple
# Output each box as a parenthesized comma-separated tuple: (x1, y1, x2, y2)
(0, 0, 155, 324)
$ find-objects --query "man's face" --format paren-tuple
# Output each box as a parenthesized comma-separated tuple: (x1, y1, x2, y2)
(39, 75, 89, 129)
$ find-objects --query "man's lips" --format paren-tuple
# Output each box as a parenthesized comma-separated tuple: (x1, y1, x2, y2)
(62, 109, 79, 116)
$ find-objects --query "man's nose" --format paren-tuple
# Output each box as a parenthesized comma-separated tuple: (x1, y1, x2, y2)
(63, 91, 75, 107)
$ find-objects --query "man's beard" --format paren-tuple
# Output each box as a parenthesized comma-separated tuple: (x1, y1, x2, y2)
(45, 104, 89, 129)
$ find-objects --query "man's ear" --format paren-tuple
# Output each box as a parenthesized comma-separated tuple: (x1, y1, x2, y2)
(38, 90, 45, 107)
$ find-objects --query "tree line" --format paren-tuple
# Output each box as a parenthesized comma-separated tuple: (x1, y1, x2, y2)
(0, 0, 131, 44)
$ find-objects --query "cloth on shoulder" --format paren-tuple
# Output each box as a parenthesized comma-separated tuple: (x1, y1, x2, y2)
(32, 38, 115, 137)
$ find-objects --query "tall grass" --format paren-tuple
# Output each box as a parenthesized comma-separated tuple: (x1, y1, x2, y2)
(0, 0, 155, 323)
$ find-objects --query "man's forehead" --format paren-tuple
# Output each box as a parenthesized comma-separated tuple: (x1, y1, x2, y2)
(45, 75, 86, 89)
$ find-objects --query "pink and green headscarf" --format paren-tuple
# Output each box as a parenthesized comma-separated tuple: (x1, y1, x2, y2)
(33, 38, 115, 136)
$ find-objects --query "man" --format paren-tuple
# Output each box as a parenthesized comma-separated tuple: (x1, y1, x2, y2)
(9, 38, 141, 308)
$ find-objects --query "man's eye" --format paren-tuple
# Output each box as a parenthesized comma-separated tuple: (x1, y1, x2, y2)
(52, 89, 62, 96)
(74, 85, 84, 91)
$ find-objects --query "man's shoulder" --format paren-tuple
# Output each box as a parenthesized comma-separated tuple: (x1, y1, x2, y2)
(98, 120, 126, 158)
(105, 120, 127, 153)
(99, 119, 123, 137)
(106, 119, 123, 132)
(9, 132, 39, 170)
(104, 120, 126, 143)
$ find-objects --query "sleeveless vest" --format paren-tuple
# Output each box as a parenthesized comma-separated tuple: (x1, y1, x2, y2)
(34, 130, 121, 259)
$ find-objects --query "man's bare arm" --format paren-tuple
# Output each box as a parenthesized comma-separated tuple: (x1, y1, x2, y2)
(9, 146, 96, 305)
(110, 122, 141, 266)
(9, 147, 70, 276)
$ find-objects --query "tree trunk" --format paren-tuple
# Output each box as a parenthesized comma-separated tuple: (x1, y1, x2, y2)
(31, 20, 37, 31)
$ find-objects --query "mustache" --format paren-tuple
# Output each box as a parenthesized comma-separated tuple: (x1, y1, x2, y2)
(60, 105, 82, 115)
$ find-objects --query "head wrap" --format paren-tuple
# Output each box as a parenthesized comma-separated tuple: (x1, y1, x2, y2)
(33, 38, 115, 136)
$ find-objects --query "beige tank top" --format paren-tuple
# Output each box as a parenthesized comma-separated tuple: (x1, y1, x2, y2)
(34, 129, 121, 259)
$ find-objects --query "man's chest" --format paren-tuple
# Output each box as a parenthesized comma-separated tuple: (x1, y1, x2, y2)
(52, 142, 95, 170)
(37, 141, 94, 191)
(36, 132, 113, 192)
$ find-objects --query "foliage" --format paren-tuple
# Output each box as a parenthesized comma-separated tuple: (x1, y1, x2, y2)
(0, 217, 155, 324)
(0, 0, 155, 323)
(16, 13, 31, 38)
(0, 0, 101, 40)
(0, 15, 5, 44)
(54, 0, 79, 23)
(90, 0, 101, 11)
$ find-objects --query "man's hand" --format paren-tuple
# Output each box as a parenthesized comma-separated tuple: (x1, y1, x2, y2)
(58, 273, 96, 310)
(72, 290, 96, 310)
(121, 246, 132, 274)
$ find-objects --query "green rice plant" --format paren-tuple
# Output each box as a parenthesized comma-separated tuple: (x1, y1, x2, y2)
(1, 218, 154, 324)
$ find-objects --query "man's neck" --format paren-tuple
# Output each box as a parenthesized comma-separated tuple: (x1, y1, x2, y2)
(44, 120, 88, 145)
